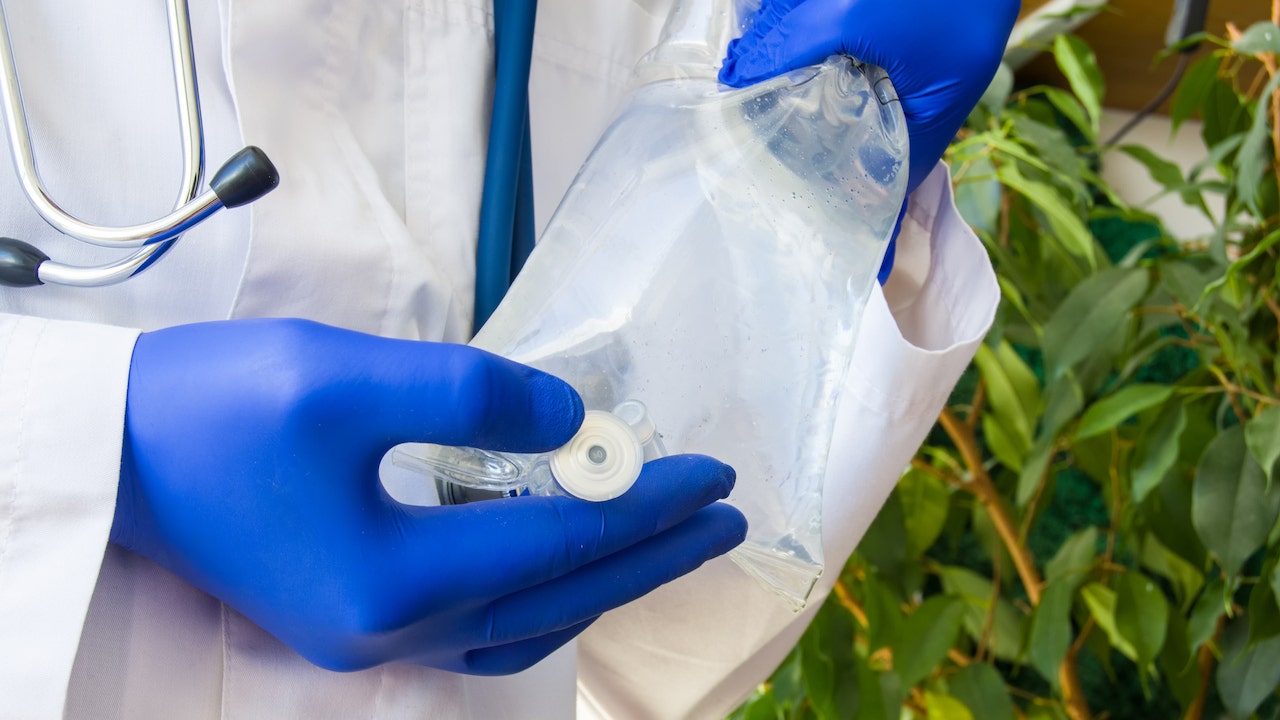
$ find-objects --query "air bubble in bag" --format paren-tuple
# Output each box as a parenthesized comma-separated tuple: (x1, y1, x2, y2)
(393, 0, 908, 608)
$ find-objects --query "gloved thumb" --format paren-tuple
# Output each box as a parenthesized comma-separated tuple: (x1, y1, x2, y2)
(353, 340, 585, 454)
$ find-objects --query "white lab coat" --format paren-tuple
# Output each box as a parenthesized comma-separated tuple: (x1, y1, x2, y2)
(0, 1, 997, 718)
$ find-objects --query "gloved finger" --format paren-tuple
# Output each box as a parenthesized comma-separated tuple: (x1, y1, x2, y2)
(719, 0, 851, 87)
(351, 340, 584, 454)
(389, 455, 737, 606)
(478, 503, 746, 647)
(458, 618, 597, 676)
(722, 0, 804, 63)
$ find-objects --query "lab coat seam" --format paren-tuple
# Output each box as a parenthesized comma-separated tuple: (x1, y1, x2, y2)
(218, 0, 255, 323)
(0, 320, 23, 580)
(218, 602, 230, 720)
(6, 322, 43, 567)
(418, 0, 493, 31)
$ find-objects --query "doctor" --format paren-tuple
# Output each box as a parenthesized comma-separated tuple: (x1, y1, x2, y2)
(0, 0, 1014, 718)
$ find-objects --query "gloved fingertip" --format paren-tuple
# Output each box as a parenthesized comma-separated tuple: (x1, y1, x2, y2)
(701, 503, 749, 550)
(717, 463, 737, 499)
(717, 60, 751, 88)
(527, 370, 584, 444)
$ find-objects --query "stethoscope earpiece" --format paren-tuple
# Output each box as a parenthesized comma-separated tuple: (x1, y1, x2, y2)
(0, 236, 47, 287)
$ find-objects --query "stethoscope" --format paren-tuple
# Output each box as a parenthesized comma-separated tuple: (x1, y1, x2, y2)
(0, 0, 279, 288)
(0, 0, 533, 334)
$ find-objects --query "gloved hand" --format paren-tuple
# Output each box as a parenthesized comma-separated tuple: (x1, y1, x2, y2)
(112, 318, 746, 675)
(719, 0, 1020, 279)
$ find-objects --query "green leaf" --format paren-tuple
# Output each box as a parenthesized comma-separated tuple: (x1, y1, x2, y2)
(1075, 384, 1175, 439)
(939, 566, 1028, 663)
(1029, 579, 1077, 687)
(1192, 426, 1280, 578)
(1081, 582, 1140, 660)
(1016, 435, 1055, 507)
(1052, 35, 1104, 134)
(1187, 578, 1227, 653)
(1237, 71, 1280, 215)
(1231, 21, 1280, 55)
(1245, 406, 1280, 483)
(1217, 618, 1280, 720)
(856, 657, 900, 720)
(802, 602, 859, 720)
(1201, 73, 1249, 148)
(1042, 375, 1086, 439)
(1131, 402, 1187, 503)
(1247, 555, 1280, 645)
(1115, 571, 1170, 667)
(1161, 610, 1201, 712)
(1042, 267, 1150, 380)
(1170, 55, 1221, 132)
(1118, 144, 1212, 218)
(894, 596, 966, 688)
(738, 687, 781, 720)
(953, 157, 1002, 236)
(998, 163, 1095, 263)
(864, 572, 905, 653)
(1139, 533, 1204, 611)
(860, 492, 907, 578)
(800, 612, 836, 718)
(1026, 705, 1072, 720)
(898, 469, 951, 558)
(1119, 144, 1184, 191)
(979, 61, 1014, 113)
(1041, 87, 1094, 142)
(924, 691, 975, 720)
(1160, 261, 1210, 307)
(1013, 114, 1087, 190)
(948, 664, 1016, 720)
(1046, 526, 1099, 583)
(984, 415, 1029, 472)
(1272, 557, 1280, 612)
(999, 342, 1040, 423)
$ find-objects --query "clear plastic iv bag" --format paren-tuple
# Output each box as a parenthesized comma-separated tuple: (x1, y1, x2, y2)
(394, 0, 908, 607)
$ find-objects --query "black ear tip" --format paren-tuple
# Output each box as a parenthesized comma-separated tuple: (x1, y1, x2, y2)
(211, 146, 280, 209)
(0, 237, 48, 287)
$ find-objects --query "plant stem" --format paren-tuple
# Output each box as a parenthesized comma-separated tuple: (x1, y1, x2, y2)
(833, 580, 869, 629)
(1060, 642, 1092, 720)
(937, 407, 1094, 720)
(1184, 616, 1226, 720)
(938, 408, 1044, 605)
(969, 379, 987, 431)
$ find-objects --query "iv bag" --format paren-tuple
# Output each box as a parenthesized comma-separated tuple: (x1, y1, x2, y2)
(394, 0, 908, 608)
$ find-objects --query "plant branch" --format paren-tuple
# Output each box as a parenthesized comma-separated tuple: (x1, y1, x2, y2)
(910, 457, 958, 485)
(938, 409, 1043, 605)
(1184, 616, 1226, 720)
(833, 580, 869, 629)
(938, 403, 1092, 719)
(1060, 637, 1093, 720)
(969, 379, 987, 431)
(1019, 452, 1055, 546)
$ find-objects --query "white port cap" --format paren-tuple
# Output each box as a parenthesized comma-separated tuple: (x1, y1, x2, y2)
(550, 410, 644, 502)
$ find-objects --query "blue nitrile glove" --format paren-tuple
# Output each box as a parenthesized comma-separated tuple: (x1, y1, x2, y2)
(720, 0, 1020, 280)
(111, 318, 747, 675)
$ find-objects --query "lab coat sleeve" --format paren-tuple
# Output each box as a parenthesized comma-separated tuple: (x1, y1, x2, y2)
(576, 163, 999, 720)
(0, 313, 138, 720)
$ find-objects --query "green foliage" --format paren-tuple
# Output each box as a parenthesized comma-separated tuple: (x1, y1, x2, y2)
(734, 27, 1280, 720)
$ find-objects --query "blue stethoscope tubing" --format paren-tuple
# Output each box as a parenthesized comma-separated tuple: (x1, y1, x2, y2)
(473, 0, 538, 334)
